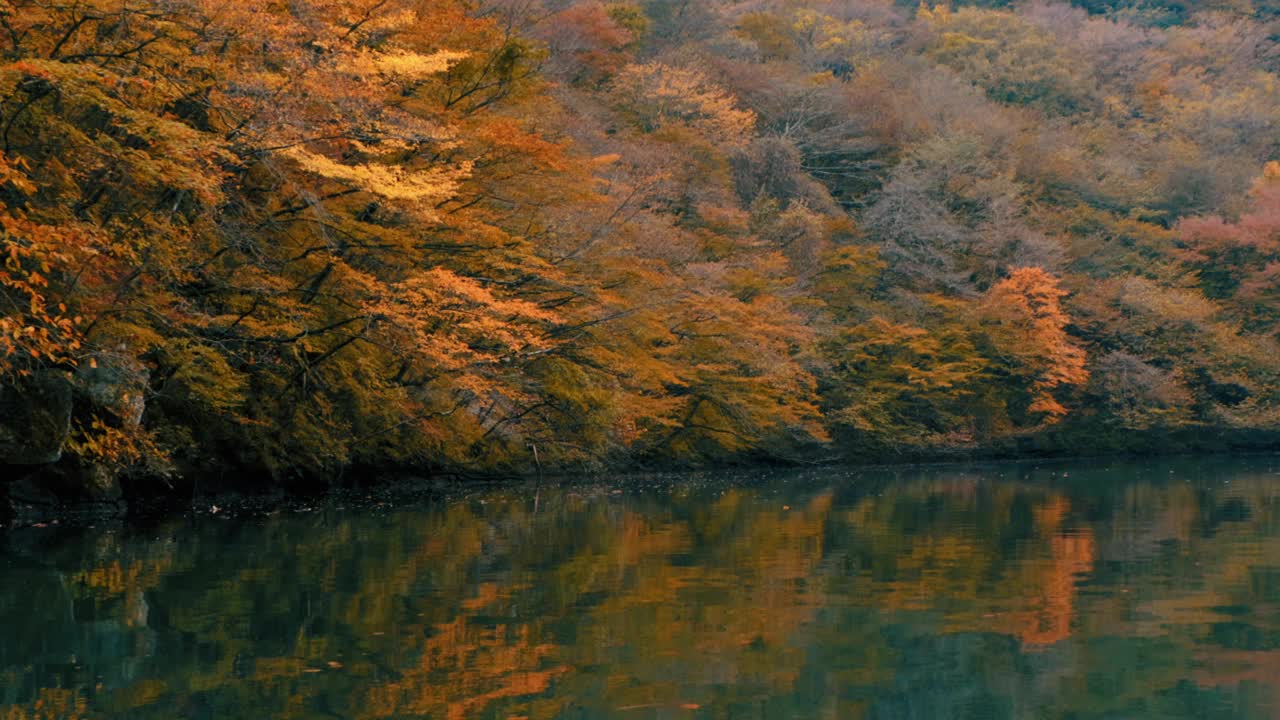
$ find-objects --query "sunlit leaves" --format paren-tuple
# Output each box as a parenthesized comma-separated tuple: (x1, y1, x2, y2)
(609, 63, 757, 147)
(282, 148, 470, 210)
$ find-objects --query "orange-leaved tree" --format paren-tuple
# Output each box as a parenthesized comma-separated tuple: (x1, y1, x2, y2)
(981, 267, 1089, 426)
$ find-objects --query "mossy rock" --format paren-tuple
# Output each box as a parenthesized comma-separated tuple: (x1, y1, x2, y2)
(0, 371, 73, 465)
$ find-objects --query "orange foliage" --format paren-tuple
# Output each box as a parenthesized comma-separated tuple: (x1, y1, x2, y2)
(984, 267, 1089, 423)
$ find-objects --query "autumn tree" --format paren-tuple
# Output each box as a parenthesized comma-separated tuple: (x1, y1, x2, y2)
(981, 267, 1089, 426)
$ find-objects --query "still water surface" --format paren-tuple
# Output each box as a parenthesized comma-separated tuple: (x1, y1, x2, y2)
(2, 457, 1280, 719)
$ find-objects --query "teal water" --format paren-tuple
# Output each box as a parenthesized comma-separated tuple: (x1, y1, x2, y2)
(2, 457, 1279, 719)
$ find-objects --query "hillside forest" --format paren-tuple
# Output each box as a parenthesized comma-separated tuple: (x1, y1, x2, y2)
(2, 0, 1280, 498)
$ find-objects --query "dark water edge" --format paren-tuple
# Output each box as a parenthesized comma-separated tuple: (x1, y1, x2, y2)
(0, 450, 1275, 532)
(0, 450, 1271, 534)
(6, 422, 1280, 530)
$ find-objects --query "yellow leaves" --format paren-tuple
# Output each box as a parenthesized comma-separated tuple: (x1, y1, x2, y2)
(738, 13, 798, 59)
(341, 49, 469, 80)
(827, 311, 987, 444)
(1117, 276, 1218, 327)
(916, 3, 951, 23)
(938, 32, 991, 52)
(374, 49, 468, 78)
(609, 63, 757, 147)
(791, 8, 824, 36)
(164, 342, 248, 412)
(282, 148, 470, 211)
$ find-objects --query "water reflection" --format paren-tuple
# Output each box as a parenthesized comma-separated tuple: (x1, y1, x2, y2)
(2, 457, 1279, 719)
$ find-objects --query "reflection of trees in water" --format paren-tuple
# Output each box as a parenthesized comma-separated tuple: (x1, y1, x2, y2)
(0, 465, 1278, 719)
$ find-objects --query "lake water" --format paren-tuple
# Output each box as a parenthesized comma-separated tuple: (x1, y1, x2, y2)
(2, 456, 1279, 719)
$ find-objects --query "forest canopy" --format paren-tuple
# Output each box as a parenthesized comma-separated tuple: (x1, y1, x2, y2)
(1, 0, 1279, 493)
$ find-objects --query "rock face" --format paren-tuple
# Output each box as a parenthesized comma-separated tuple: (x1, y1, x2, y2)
(0, 357, 148, 514)
(0, 371, 73, 465)
(7, 461, 124, 511)
(77, 353, 148, 428)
